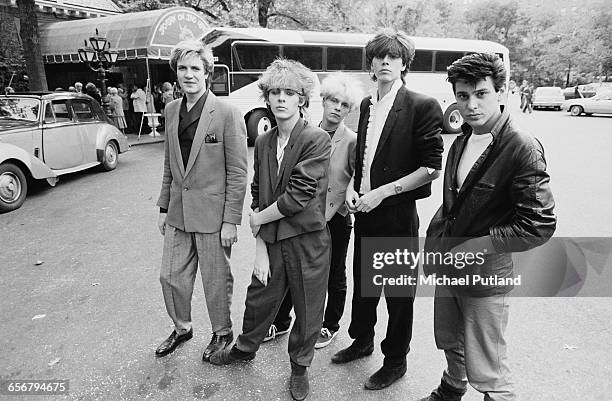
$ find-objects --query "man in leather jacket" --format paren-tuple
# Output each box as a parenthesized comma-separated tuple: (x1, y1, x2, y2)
(422, 53, 556, 401)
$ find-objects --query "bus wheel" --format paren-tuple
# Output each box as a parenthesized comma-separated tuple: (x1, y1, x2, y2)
(247, 110, 273, 146)
(443, 104, 463, 134)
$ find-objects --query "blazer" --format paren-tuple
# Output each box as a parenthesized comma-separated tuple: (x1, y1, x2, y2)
(251, 119, 331, 243)
(354, 85, 444, 207)
(157, 92, 248, 233)
(325, 122, 357, 221)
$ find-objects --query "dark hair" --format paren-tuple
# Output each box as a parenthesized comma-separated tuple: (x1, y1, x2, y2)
(365, 29, 415, 83)
(447, 53, 506, 93)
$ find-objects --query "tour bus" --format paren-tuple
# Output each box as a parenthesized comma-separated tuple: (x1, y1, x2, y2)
(203, 27, 510, 144)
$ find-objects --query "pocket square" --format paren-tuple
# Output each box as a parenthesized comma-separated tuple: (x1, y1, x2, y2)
(205, 133, 217, 143)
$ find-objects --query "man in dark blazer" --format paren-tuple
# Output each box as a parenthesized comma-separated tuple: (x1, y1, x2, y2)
(154, 40, 248, 361)
(210, 59, 330, 401)
(332, 29, 444, 391)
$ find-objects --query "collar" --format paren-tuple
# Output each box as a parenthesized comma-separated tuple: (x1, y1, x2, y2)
(461, 105, 510, 139)
(370, 79, 403, 106)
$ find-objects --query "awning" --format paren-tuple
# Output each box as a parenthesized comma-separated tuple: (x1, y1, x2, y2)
(40, 7, 210, 64)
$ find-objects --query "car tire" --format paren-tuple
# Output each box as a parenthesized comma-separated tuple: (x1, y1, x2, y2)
(570, 105, 583, 116)
(102, 141, 119, 171)
(247, 109, 273, 146)
(0, 162, 28, 213)
(443, 103, 463, 134)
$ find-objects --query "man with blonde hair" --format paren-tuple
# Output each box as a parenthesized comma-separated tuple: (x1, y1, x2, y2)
(154, 40, 248, 361)
(210, 58, 331, 401)
(263, 72, 363, 350)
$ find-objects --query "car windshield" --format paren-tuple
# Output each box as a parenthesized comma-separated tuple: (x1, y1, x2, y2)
(536, 88, 561, 96)
(0, 98, 39, 122)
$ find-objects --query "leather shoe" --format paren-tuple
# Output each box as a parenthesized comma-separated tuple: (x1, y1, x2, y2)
(364, 362, 407, 390)
(331, 341, 374, 364)
(155, 329, 193, 357)
(289, 369, 309, 400)
(202, 331, 233, 362)
(209, 345, 255, 365)
(421, 380, 466, 401)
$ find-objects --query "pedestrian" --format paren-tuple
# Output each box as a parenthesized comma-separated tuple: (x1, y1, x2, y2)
(85, 82, 101, 104)
(522, 83, 533, 113)
(131, 83, 148, 133)
(209, 58, 331, 401)
(518, 79, 527, 109)
(263, 72, 362, 349)
(68, 86, 76, 93)
(332, 28, 444, 391)
(118, 85, 132, 133)
(154, 40, 248, 361)
(108, 87, 127, 134)
(422, 52, 556, 401)
(74, 82, 83, 94)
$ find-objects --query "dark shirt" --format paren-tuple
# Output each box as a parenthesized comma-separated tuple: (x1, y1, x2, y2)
(178, 90, 208, 169)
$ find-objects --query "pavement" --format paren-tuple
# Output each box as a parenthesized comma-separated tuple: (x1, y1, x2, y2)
(125, 130, 166, 147)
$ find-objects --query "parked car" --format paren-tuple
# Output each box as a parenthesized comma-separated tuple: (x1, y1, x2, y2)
(0, 92, 129, 213)
(563, 84, 597, 100)
(561, 91, 612, 116)
(532, 86, 565, 110)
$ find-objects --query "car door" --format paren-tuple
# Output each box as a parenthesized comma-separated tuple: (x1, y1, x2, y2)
(592, 94, 612, 114)
(69, 99, 99, 164)
(42, 99, 85, 170)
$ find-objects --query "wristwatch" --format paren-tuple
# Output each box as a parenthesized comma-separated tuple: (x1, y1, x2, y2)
(394, 183, 403, 195)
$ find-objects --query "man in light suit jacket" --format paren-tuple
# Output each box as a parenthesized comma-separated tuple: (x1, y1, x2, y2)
(263, 72, 363, 350)
(154, 40, 248, 361)
(332, 29, 444, 391)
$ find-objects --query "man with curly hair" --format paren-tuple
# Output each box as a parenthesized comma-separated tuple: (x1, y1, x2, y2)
(210, 58, 331, 401)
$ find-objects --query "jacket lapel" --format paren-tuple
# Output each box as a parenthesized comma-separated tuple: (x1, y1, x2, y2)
(372, 87, 404, 162)
(274, 119, 305, 193)
(184, 93, 215, 175)
(330, 122, 346, 157)
(267, 128, 279, 189)
(168, 101, 185, 177)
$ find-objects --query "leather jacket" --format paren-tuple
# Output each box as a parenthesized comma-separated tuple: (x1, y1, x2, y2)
(425, 108, 556, 296)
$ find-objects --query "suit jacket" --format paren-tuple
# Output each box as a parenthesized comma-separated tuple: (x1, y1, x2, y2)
(354, 85, 444, 206)
(251, 119, 331, 243)
(157, 92, 248, 233)
(325, 122, 356, 221)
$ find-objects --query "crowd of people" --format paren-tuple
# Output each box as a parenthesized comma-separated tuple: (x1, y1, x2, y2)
(51, 80, 179, 135)
(152, 31, 556, 401)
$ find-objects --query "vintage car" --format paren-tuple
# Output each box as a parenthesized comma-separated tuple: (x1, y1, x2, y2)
(561, 91, 612, 117)
(0, 92, 129, 213)
(532, 86, 565, 110)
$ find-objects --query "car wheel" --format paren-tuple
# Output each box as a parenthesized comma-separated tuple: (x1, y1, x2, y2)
(102, 141, 119, 171)
(443, 103, 463, 134)
(247, 109, 273, 146)
(0, 162, 28, 213)
(570, 105, 583, 116)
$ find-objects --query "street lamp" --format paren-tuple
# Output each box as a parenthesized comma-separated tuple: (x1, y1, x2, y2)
(78, 29, 119, 115)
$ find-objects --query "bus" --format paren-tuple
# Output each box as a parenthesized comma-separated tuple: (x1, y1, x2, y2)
(203, 27, 510, 143)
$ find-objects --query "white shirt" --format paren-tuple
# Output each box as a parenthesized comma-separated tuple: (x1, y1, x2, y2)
(360, 79, 403, 193)
(456, 132, 493, 189)
(276, 134, 290, 174)
(131, 89, 146, 113)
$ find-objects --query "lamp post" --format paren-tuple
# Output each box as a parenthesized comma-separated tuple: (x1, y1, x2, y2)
(77, 29, 119, 115)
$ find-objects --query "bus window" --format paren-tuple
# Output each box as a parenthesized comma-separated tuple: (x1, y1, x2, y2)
(283, 46, 323, 71)
(435, 51, 465, 72)
(327, 47, 363, 71)
(235, 44, 280, 70)
(211, 66, 230, 96)
(411, 50, 434, 72)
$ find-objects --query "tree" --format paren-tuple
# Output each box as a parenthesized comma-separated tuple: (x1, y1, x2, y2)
(16, 0, 47, 91)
